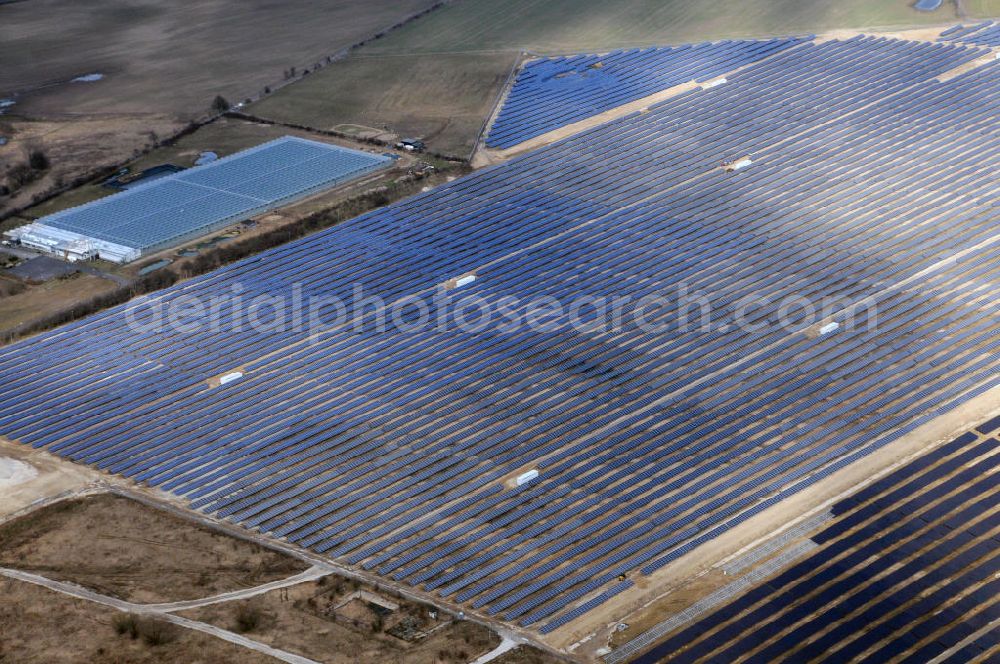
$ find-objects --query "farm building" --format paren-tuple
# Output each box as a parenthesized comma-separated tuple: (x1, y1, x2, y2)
(5, 137, 392, 263)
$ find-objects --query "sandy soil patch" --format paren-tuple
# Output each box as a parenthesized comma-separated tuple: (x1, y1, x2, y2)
(0, 437, 102, 522)
(0, 456, 37, 488)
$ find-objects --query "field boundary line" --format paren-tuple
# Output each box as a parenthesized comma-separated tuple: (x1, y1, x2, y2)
(469, 51, 526, 161)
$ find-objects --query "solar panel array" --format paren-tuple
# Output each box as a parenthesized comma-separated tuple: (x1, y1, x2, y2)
(37, 137, 391, 254)
(634, 424, 1000, 663)
(1, 36, 999, 632)
(485, 37, 808, 149)
(940, 21, 1000, 46)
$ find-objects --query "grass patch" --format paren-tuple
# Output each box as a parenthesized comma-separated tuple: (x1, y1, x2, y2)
(964, 0, 1000, 16)
(252, 52, 517, 157)
(361, 0, 970, 55)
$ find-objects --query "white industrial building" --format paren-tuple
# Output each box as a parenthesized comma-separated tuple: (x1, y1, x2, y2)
(5, 223, 139, 263)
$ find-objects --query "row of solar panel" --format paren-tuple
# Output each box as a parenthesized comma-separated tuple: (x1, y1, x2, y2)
(486, 37, 808, 148)
(3, 54, 996, 624)
(940, 20, 1000, 47)
(5, 107, 992, 592)
(487, 35, 982, 149)
(633, 428, 1000, 662)
(0, 37, 997, 630)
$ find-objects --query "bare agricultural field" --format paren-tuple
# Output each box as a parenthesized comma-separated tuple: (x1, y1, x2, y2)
(181, 576, 500, 664)
(0, 578, 278, 664)
(0, 494, 308, 603)
(251, 52, 518, 158)
(0, 0, 439, 216)
(492, 646, 567, 664)
(0, 0, 440, 118)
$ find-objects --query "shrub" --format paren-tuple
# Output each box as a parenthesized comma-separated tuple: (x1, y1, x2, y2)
(6, 163, 37, 190)
(113, 613, 176, 645)
(234, 604, 262, 633)
(113, 613, 140, 638)
(139, 619, 177, 646)
(211, 95, 230, 114)
(28, 149, 50, 171)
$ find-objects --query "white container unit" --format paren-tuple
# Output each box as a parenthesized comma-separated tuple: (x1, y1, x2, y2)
(516, 469, 539, 486)
(220, 371, 244, 385)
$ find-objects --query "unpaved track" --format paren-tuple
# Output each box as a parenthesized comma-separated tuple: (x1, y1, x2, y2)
(142, 565, 330, 612)
(0, 567, 321, 664)
(471, 634, 520, 663)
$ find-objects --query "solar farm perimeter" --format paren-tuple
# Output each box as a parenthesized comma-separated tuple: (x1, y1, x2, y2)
(3, 32, 1000, 654)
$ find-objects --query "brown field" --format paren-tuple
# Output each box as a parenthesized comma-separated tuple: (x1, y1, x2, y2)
(181, 576, 500, 664)
(0, 114, 175, 216)
(0, 578, 278, 664)
(0, 0, 439, 216)
(493, 646, 568, 664)
(0, 0, 439, 117)
(0, 494, 308, 603)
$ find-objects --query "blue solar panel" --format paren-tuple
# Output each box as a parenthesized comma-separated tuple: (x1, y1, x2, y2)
(939, 21, 1000, 47)
(632, 428, 1000, 663)
(0, 35, 998, 633)
(486, 37, 809, 148)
